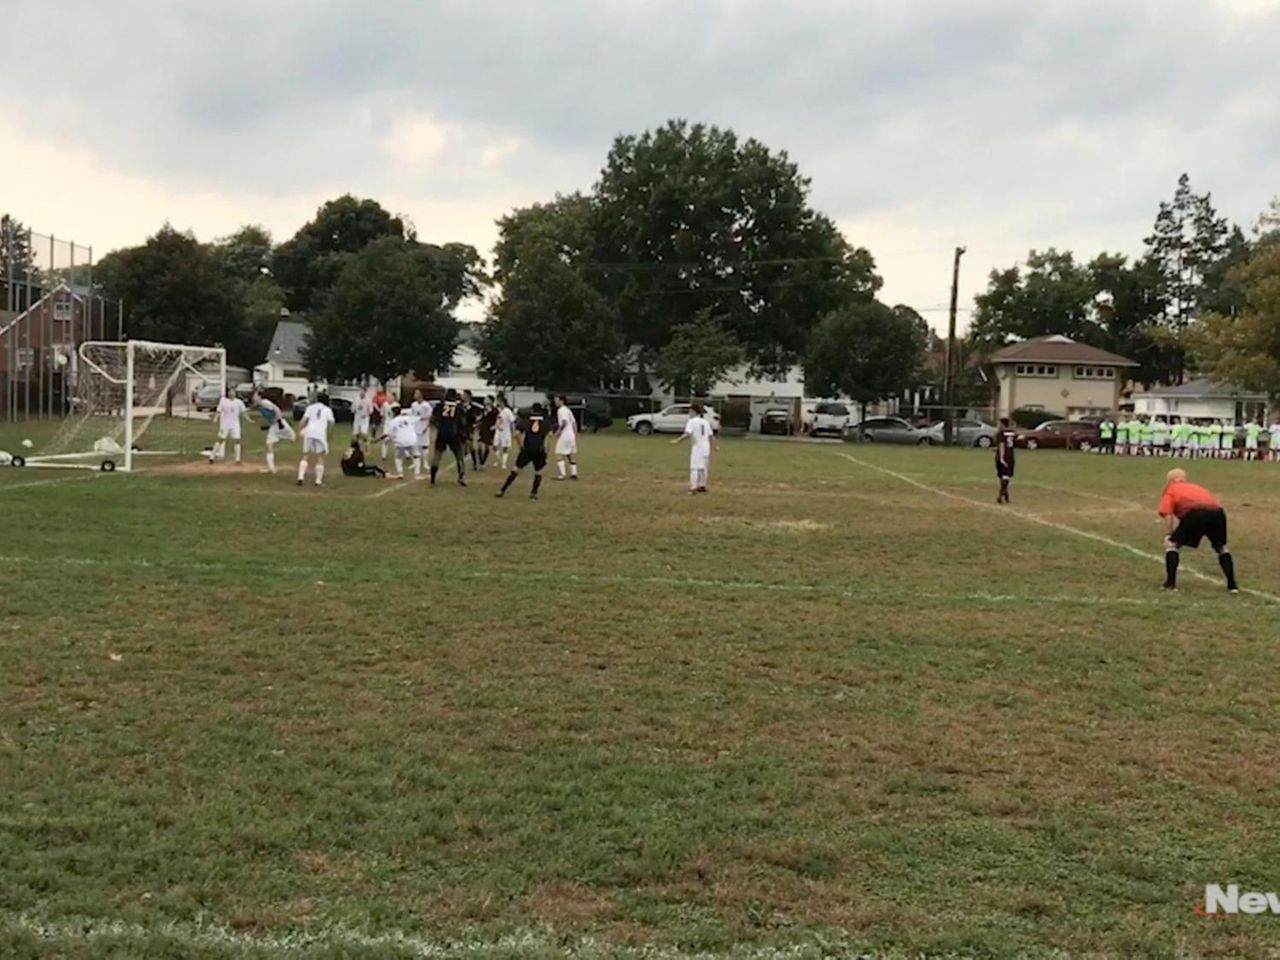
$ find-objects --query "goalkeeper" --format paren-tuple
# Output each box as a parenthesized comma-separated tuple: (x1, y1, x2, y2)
(251, 390, 296, 474)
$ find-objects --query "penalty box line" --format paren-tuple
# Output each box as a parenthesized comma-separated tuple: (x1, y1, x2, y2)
(838, 452, 1280, 605)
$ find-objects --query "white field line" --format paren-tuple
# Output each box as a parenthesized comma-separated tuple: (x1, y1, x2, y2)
(368, 476, 423, 498)
(0, 915, 860, 960)
(838, 452, 1280, 605)
(0, 552, 1233, 610)
(0, 473, 101, 493)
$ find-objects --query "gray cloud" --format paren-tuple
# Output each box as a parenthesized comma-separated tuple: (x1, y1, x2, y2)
(3, 0, 1277, 310)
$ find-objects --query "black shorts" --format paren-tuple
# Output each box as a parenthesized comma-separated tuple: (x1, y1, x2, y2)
(434, 433, 463, 453)
(1172, 507, 1228, 550)
(516, 449, 547, 471)
(995, 459, 1015, 479)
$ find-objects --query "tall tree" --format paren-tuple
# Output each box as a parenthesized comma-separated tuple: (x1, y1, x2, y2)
(969, 249, 1097, 351)
(96, 225, 247, 361)
(1183, 242, 1280, 397)
(592, 120, 881, 376)
(1, 215, 40, 311)
(803, 300, 927, 425)
(654, 310, 744, 396)
(214, 225, 275, 284)
(274, 196, 406, 311)
(304, 237, 481, 387)
(1257, 197, 1280, 238)
(1144, 173, 1233, 329)
(481, 196, 624, 390)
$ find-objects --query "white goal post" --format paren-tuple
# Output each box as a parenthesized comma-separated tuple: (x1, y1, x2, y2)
(28, 339, 227, 472)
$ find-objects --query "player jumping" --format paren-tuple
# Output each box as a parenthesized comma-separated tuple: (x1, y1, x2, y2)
(251, 389, 295, 474)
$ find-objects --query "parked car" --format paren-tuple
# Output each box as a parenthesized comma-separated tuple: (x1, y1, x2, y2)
(559, 395, 614, 432)
(627, 404, 721, 435)
(924, 418, 997, 448)
(1016, 419, 1099, 450)
(193, 384, 223, 411)
(760, 409, 793, 436)
(806, 400, 853, 437)
(844, 416, 930, 444)
(292, 396, 355, 423)
(234, 382, 257, 403)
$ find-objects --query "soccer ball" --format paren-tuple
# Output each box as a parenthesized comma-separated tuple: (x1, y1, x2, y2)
(21, 439, 32, 448)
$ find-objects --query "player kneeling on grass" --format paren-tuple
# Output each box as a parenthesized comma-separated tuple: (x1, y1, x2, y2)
(994, 417, 1017, 504)
(252, 390, 295, 474)
(297, 393, 335, 487)
(211, 387, 248, 464)
(1159, 468, 1238, 593)
(672, 402, 719, 493)
(496, 402, 552, 501)
(341, 439, 386, 478)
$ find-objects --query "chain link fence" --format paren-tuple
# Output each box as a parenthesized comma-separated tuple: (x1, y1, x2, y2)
(1, 218, 123, 420)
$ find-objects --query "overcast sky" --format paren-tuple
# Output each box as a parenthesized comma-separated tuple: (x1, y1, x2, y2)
(3, 0, 1277, 330)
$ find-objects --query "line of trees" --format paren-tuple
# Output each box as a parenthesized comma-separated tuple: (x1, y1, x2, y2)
(45, 120, 932, 412)
(969, 176, 1279, 392)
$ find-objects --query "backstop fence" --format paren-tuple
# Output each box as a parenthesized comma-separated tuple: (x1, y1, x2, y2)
(0, 217, 123, 421)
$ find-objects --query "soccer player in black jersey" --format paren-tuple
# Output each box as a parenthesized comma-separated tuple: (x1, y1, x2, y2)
(429, 389, 468, 486)
(496, 403, 552, 500)
(995, 417, 1018, 504)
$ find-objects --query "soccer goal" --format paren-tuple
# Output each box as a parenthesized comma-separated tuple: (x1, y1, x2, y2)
(26, 340, 227, 472)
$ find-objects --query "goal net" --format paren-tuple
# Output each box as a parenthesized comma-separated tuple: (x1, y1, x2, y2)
(28, 340, 227, 471)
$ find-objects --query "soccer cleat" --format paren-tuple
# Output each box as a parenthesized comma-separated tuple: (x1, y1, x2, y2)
(1162, 582, 1177, 591)
(457, 477, 467, 487)
(495, 490, 505, 498)
(529, 492, 539, 501)
(570, 475, 579, 481)
(296, 479, 304, 486)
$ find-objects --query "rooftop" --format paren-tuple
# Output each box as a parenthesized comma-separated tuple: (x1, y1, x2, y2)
(991, 335, 1137, 367)
(1142, 378, 1266, 399)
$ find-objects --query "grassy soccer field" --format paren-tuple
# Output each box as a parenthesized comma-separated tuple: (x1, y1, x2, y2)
(2, 428, 1280, 959)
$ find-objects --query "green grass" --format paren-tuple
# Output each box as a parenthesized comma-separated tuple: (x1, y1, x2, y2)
(2, 425, 1280, 958)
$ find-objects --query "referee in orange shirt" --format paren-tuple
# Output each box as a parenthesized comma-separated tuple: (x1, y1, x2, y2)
(1158, 468, 1238, 592)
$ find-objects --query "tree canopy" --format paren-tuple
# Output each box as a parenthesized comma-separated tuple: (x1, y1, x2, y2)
(803, 301, 927, 417)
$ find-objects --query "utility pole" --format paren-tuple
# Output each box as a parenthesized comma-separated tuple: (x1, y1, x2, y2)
(942, 246, 966, 445)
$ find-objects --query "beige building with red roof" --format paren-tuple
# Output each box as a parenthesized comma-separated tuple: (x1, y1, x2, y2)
(990, 335, 1137, 420)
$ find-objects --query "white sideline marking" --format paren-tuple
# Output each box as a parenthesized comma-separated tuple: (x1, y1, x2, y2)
(0, 916, 846, 959)
(839, 452, 1280, 605)
(0, 473, 100, 493)
(0, 552, 1234, 609)
(369, 477, 419, 498)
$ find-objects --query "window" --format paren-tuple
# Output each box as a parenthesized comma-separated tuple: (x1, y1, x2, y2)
(52, 300, 72, 321)
(1015, 363, 1058, 377)
(1073, 366, 1115, 380)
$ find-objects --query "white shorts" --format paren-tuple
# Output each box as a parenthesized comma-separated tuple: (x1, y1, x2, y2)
(1221, 440, 1233, 450)
(394, 444, 419, 460)
(218, 426, 242, 441)
(555, 434, 577, 456)
(1246, 438, 1259, 450)
(494, 431, 512, 449)
(266, 421, 295, 445)
(690, 450, 710, 471)
(303, 437, 328, 455)
(353, 417, 371, 435)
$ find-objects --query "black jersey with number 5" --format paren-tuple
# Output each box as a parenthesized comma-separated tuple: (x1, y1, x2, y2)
(519, 414, 550, 453)
(996, 428, 1018, 463)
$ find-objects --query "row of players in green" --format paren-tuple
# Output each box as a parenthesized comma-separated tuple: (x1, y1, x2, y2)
(1096, 416, 1280, 459)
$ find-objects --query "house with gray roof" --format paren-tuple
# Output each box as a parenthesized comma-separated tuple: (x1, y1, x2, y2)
(1132, 379, 1267, 423)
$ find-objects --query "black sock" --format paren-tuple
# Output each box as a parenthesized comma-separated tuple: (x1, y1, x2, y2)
(532, 474, 543, 495)
(1165, 549, 1179, 586)
(1219, 552, 1237, 589)
(1000, 479, 1009, 500)
(429, 465, 438, 483)
(500, 471, 517, 493)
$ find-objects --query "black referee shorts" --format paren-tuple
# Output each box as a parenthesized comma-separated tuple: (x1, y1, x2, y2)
(1171, 507, 1229, 550)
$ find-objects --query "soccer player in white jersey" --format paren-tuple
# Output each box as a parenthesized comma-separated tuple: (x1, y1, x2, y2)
(210, 387, 248, 464)
(379, 404, 424, 480)
(1270, 420, 1280, 462)
(553, 395, 579, 480)
(375, 391, 397, 461)
(251, 390, 295, 474)
(352, 386, 374, 445)
(296, 393, 335, 487)
(492, 398, 517, 471)
(410, 389, 432, 455)
(672, 402, 719, 493)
